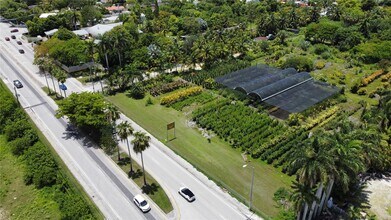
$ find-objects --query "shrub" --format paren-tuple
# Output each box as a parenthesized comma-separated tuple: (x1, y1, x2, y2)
(357, 88, 367, 95)
(23, 142, 58, 188)
(145, 97, 153, 106)
(10, 129, 39, 156)
(314, 44, 329, 55)
(361, 70, 384, 86)
(381, 71, 391, 82)
(282, 55, 314, 72)
(127, 84, 145, 99)
(314, 60, 326, 69)
(150, 80, 188, 96)
(4, 118, 32, 142)
(161, 86, 203, 105)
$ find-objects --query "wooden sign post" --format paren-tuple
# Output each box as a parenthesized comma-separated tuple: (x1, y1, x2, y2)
(166, 122, 176, 141)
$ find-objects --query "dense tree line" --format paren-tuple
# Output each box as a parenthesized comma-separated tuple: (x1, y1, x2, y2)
(0, 83, 95, 219)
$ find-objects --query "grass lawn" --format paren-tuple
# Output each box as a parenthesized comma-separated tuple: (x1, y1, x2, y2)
(107, 94, 293, 217)
(0, 135, 61, 220)
(111, 153, 173, 214)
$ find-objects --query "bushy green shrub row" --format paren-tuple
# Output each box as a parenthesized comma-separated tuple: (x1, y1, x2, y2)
(0, 85, 94, 219)
(171, 92, 215, 111)
(192, 99, 284, 151)
(150, 80, 188, 96)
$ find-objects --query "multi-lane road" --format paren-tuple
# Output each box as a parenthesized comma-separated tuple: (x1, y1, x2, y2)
(0, 22, 259, 220)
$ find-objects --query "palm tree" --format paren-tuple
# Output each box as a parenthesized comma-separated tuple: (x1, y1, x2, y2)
(290, 180, 317, 220)
(117, 121, 134, 173)
(290, 136, 336, 219)
(34, 57, 52, 94)
(44, 59, 58, 96)
(105, 103, 121, 160)
(132, 131, 151, 186)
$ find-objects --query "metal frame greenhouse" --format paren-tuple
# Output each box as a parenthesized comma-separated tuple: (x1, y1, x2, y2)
(215, 64, 339, 113)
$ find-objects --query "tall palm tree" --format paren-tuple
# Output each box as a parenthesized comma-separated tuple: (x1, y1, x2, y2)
(34, 57, 52, 94)
(105, 103, 121, 160)
(132, 131, 151, 186)
(290, 180, 317, 220)
(117, 121, 134, 173)
(290, 136, 336, 219)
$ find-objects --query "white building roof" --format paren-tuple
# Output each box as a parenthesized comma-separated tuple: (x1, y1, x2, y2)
(83, 22, 122, 38)
(39, 12, 57, 18)
(44, 28, 58, 36)
(72, 29, 89, 36)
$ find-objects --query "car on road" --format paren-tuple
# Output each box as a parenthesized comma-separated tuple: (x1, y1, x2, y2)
(178, 187, 195, 202)
(10, 29, 18, 33)
(11, 35, 16, 39)
(18, 49, 24, 54)
(13, 80, 23, 88)
(5, 37, 10, 41)
(133, 195, 151, 213)
(17, 41, 22, 45)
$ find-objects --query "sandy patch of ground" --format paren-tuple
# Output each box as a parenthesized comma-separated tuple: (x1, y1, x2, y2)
(366, 177, 391, 220)
(0, 208, 9, 220)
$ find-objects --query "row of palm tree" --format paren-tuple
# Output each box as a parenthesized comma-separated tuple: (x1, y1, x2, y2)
(105, 104, 151, 186)
(34, 57, 68, 98)
(289, 116, 380, 219)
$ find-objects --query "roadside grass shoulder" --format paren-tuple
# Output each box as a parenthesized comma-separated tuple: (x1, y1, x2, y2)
(107, 93, 293, 217)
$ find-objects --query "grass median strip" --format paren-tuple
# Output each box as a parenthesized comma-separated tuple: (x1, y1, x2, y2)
(111, 153, 173, 213)
(107, 93, 293, 217)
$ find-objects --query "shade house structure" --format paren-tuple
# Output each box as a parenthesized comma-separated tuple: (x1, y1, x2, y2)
(215, 64, 339, 113)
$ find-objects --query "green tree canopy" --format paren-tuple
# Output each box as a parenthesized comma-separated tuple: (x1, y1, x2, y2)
(56, 92, 108, 129)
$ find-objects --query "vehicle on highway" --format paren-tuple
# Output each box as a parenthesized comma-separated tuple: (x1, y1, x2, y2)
(10, 29, 18, 33)
(178, 187, 195, 202)
(11, 35, 16, 39)
(5, 37, 10, 41)
(17, 41, 22, 45)
(133, 195, 151, 213)
(13, 80, 23, 88)
(18, 49, 24, 54)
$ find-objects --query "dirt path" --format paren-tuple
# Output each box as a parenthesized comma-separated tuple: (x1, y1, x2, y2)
(366, 177, 391, 219)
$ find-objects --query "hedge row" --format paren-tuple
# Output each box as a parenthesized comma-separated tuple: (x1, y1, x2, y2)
(192, 99, 285, 151)
(150, 80, 188, 97)
(361, 70, 384, 86)
(171, 92, 215, 111)
(0, 84, 95, 219)
(161, 86, 203, 105)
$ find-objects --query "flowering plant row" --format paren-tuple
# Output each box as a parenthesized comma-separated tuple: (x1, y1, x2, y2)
(161, 86, 203, 105)
(361, 70, 384, 86)
(150, 80, 188, 97)
(381, 71, 391, 82)
(303, 106, 339, 130)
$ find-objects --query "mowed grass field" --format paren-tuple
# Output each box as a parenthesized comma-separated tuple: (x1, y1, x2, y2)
(107, 94, 293, 217)
(0, 136, 61, 219)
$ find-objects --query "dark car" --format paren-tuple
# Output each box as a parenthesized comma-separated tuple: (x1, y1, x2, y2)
(13, 80, 23, 88)
(17, 41, 22, 45)
(11, 35, 16, 39)
(18, 49, 24, 54)
(178, 187, 195, 202)
(10, 29, 18, 33)
(5, 37, 10, 41)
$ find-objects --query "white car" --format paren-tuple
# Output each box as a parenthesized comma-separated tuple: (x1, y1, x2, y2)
(133, 194, 151, 213)
(178, 187, 195, 202)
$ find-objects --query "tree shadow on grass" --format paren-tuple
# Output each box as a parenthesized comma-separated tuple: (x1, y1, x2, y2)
(142, 183, 160, 196)
(129, 169, 143, 179)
